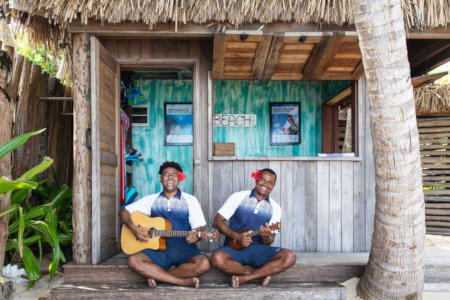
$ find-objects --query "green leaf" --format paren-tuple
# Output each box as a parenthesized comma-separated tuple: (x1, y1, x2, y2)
(17, 157, 53, 182)
(0, 203, 18, 218)
(0, 177, 37, 193)
(49, 185, 71, 208)
(0, 129, 46, 159)
(11, 189, 31, 206)
(22, 245, 40, 281)
(18, 206, 24, 257)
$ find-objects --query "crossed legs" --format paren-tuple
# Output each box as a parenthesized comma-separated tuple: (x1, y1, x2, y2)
(211, 249, 296, 288)
(128, 253, 210, 288)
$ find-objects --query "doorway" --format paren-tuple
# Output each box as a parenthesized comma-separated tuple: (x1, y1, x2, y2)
(122, 70, 194, 197)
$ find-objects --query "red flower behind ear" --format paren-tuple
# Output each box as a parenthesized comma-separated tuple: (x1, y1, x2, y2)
(251, 170, 261, 181)
(178, 171, 186, 181)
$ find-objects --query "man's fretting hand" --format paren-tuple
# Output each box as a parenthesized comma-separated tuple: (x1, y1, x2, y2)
(186, 230, 199, 244)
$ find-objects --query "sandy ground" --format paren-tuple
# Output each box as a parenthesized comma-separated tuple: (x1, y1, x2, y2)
(6, 234, 450, 299)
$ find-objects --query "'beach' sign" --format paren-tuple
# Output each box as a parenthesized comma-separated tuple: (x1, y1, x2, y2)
(213, 114, 257, 127)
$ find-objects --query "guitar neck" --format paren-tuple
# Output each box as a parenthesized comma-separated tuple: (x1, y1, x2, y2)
(153, 230, 192, 238)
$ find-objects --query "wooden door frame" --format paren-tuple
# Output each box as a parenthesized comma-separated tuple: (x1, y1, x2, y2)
(118, 58, 202, 197)
(90, 37, 121, 264)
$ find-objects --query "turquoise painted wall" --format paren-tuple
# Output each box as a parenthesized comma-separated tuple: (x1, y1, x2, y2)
(132, 80, 193, 196)
(213, 80, 350, 157)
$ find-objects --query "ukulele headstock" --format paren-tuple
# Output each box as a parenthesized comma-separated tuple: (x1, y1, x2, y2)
(269, 222, 281, 232)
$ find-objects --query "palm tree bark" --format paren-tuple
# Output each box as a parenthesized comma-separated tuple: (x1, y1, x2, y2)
(353, 0, 425, 299)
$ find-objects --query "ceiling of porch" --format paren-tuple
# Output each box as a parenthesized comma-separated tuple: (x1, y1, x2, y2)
(212, 33, 363, 81)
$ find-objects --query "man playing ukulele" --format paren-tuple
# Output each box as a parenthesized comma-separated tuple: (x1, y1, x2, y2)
(211, 168, 296, 288)
(119, 161, 210, 288)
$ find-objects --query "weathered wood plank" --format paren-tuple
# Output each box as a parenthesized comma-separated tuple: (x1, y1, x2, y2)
(281, 161, 293, 249)
(212, 34, 226, 79)
(292, 162, 306, 251)
(252, 35, 273, 80)
(317, 161, 330, 252)
(329, 161, 342, 252)
(305, 162, 317, 251)
(72, 33, 92, 264)
(262, 34, 284, 80)
(341, 161, 354, 252)
(6, 53, 23, 100)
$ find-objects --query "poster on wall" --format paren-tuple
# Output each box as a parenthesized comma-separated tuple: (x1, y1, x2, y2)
(270, 102, 301, 145)
(164, 103, 193, 146)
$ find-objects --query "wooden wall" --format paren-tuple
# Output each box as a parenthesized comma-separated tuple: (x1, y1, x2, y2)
(102, 38, 375, 253)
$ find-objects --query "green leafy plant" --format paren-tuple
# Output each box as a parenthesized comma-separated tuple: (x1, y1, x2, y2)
(0, 129, 63, 286)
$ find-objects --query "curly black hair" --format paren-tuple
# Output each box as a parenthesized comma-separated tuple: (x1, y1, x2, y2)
(260, 168, 277, 182)
(159, 161, 183, 175)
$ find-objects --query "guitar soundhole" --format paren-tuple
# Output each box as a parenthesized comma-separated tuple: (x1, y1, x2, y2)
(148, 228, 156, 239)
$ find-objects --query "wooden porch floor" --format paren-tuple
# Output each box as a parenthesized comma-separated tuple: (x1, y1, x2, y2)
(63, 247, 450, 285)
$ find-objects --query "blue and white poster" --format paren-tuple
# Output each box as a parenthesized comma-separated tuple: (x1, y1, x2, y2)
(270, 102, 301, 145)
(164, 103, 193, 145)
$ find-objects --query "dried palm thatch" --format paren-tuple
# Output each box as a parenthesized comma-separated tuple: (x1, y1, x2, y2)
(7, 0, 450, 29)
(415, 83, 450, 113)
(2, 0, 449, 83)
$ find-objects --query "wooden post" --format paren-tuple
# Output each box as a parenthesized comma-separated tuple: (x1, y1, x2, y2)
(0, 51, 13, 269)
(72, 33, 92, 264)
(12, 59, 31, 179)
(6, 54, 24, 101)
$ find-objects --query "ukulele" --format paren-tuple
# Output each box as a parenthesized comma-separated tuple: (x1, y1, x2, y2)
(228, 222, 281, 250)
(121, 212, 219, 255)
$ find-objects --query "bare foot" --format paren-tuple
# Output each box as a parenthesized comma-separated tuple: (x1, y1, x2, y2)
(182, 277, 200, 288)
(261, 276, 271, 287)
(147, 278, 157, 288)
(192, 277, 200, 289)
(231, 275, 239, 288)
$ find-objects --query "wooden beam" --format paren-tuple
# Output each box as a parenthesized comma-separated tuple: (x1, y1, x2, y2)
(326, 86, 352, 105)
(262, 34, 284, 80)
(407, 28, 450, 39)
(311, 35, 345, 80)
(252, 35, 273, 80)
(412, 72, 448, 88)
(72, 33, 93, 264)
(410, 40, 450, 68)
(212, 33, 226, 79)
(351, 61, 364, 80)
(69, 20, 358, 36)
(39, 96, 74, 101)
(411, 47, 450, 77)
(302, 36, 331, 80)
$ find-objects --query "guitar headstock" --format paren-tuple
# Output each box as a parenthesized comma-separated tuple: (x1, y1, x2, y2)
(268, 222, 281, 232)
(198, 231, 220, 240)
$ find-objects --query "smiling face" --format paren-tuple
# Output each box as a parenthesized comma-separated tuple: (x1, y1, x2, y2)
(160, 167, 180, 195)
(254, 171, 276, 200)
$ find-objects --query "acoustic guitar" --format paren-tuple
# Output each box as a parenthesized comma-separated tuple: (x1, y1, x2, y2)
(121, 212, 219, 255)
(228, 222, 281, 250)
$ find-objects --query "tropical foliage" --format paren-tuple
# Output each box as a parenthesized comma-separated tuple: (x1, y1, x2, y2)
(0, 129, 72, 286)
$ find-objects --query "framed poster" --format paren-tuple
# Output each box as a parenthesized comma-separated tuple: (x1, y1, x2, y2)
(270, 102, 301, 145)
(164, 103, 193, 146)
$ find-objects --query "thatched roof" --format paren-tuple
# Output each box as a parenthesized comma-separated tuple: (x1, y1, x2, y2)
(7, 0, 450, 29)
(416, 84, 450, 113)
(2, 0, 449, 84)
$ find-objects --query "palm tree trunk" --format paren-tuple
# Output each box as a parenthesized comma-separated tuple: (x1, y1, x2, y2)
(353, 0, 425, 299)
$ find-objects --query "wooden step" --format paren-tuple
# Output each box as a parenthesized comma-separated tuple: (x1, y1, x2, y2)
(63, 252, 450, 285)
(50, 282, 346, 300)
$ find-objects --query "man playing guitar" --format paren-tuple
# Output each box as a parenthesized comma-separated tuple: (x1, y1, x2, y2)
(211, 168, 296, 288)
(119, 161, 210, 288)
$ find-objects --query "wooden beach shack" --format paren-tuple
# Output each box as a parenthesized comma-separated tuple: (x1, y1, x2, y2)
(4, 0, 450, 298)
